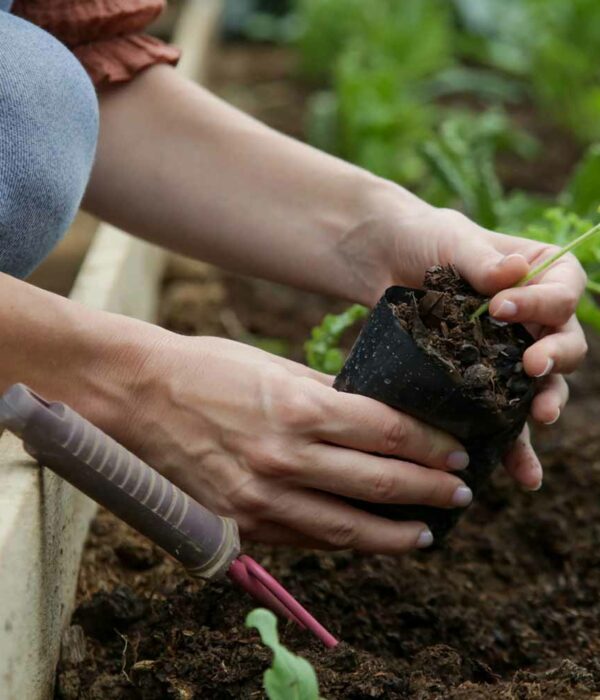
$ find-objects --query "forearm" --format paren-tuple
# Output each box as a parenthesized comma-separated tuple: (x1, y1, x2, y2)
(0, 273, 160, 440)
(84, 65, 422, 304)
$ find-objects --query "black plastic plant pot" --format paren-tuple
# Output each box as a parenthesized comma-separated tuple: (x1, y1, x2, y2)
(334, 285, 536, 541)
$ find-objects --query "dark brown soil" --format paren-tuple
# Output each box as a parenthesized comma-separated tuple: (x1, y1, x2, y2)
(393, 265, 533, 415)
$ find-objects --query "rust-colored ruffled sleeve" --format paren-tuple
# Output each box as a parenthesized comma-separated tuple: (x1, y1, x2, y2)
(11, 0, 181, 88)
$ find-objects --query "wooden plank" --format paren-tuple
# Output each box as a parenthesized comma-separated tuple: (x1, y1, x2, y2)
(0, 2, 223, 697)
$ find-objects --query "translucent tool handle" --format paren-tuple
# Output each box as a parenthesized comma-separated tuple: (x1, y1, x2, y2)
(0, 384, 239, 580)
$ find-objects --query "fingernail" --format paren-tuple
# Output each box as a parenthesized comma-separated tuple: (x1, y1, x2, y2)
(534, 358, 554, 378)
(452, 485, 473, 508)
(544, 409, 560, 425)
(524, 465, 543, 491)
(493, 300, 518, 319)
(447, 451, 470, 471)
(416, 529, 434, 549)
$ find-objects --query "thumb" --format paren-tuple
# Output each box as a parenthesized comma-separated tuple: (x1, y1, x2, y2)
(454, 239, 530, 296)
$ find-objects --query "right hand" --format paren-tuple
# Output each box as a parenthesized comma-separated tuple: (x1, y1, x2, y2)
(115, 334, 474, 555)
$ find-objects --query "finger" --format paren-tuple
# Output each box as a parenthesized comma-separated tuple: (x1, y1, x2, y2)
(531, 374, 569, 425)
(451, 229, 531, 295)
(490, 282, 579, 328)
(503, 424, 543, 491)
(299, 443, 472, 508)
(315, 387, 469, 471)
(266, 488, 434, 555)
(523, 317, 588, 376)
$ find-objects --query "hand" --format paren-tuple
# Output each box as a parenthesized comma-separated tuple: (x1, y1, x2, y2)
(117, 334, 477, 554)
(344, 188, 588, 490)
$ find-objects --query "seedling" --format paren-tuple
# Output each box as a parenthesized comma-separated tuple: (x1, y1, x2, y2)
(246, 608, 324, 700)
(471, 218, 600, 320)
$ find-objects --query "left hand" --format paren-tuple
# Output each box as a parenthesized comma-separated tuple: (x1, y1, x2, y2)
(343, 191, 588, 491)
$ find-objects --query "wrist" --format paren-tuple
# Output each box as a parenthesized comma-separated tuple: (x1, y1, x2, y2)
(335, 174, 431, 306)
(0, 274, 171, 445)
(69, 311, 174, 445)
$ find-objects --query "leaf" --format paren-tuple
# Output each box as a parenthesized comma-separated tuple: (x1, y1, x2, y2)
(577, 293, 600, 334)
(305, 305, 368, 373)
(421, 109, 535, 228)
(246, 609, 323, 700)
(562, 144, 600, 218)
(421, 66, 526, 103)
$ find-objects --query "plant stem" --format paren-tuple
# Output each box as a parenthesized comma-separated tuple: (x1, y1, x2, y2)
(470, 220, 600, 321)
(588, 279, 600, 295)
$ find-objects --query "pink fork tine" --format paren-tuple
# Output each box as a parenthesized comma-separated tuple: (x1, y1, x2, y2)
(228, 554, 339, 649)
(228, 558, 306, 627)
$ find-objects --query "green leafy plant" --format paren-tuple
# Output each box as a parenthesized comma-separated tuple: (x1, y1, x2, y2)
(246, 609, 324, 700)
(297, 0, 455, 185)
(452, 0, 600, 142)
(304, 304, 368, 373)
(561, 144, 600, 219)
(420, 108, 538, 227)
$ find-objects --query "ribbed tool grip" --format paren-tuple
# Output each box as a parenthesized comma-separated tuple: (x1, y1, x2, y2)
(0, 384, 239, 580)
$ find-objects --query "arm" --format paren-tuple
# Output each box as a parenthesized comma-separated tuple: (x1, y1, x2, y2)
(84, 65, 418, 305)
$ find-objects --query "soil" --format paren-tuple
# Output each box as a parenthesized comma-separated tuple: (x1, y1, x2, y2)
(392, 265, 533, 413)
(56, 42, 600, 700)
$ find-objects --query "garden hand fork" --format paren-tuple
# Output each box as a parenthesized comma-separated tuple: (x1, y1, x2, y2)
(0, 383, 338, 648)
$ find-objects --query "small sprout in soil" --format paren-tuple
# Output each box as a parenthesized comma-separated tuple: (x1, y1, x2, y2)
(246, 608, 324, 700)
(471, 218, 600, 321)
(305, 304, 368, 373)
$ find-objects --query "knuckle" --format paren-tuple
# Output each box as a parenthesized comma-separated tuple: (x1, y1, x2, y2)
(272, 384, 323, 432)
(231, 483, 269, 514)
(382, 418, 408, 454)
(246, 439, 297, 479)
(325, 520, 357, 549)
(557, 284, 579, 316)
(369, 469, 398, 502)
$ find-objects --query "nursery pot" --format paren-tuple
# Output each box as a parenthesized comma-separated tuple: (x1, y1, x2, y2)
(334, 285, 536, 540)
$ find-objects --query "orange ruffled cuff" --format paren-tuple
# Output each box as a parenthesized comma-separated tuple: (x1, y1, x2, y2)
(12, 0, 181, 88)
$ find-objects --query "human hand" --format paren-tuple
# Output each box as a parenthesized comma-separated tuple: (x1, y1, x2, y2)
(117, 334, 478, 554)
(344, 188, 588, 490)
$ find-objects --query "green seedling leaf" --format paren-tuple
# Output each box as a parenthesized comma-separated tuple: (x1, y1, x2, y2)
(305, 304, 368, 374)
(246, 609, 323, 700)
